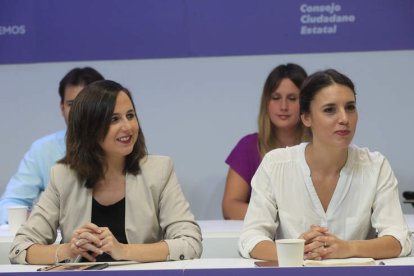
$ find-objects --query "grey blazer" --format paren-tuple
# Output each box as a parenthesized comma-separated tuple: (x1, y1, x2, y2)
(9, 155, 202, 264)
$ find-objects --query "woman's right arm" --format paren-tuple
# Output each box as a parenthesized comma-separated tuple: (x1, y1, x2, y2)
(238, 154, 279, 260)
(9, 167, 61, 264)
(249, 240, 277, 261)
(26, 244, 70, 264)
(9, 165, 100, 264)
(222, 168, 250, 220)
(26, 223, 110, 264)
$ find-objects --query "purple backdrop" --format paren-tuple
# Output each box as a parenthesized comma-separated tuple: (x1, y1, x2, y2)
(0, 0, 413, 64)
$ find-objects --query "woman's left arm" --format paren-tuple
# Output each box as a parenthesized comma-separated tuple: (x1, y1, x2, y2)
(94, 226, 170, 262)
(370, 158, 412, 257)
(313, 157, 411, 259)
(312, 233, 401, 259)
(157, 158, 202, 260)
(102, 157, 201, 262)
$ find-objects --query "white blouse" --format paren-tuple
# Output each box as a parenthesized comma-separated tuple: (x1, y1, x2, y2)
(239, 143, 412, 258)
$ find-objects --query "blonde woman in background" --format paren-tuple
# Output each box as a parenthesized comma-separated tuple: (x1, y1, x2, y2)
(222, 63, 309, 220)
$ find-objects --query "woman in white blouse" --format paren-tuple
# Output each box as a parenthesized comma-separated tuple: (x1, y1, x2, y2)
(239, 69, 411, 261)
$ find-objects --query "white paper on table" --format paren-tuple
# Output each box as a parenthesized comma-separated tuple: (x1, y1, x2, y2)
(303, 258, 375, 266)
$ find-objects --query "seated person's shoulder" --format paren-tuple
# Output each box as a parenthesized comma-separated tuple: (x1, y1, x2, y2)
(140, 155, 173, 175)
(236, 132, 258, 146)
(141, 154, 172, 165)
(264, 143, 303, 163)
(350, 145, 385, 165)
(30, 130, 65, 150)
(49, 163, 78, 188)
(50, 163, 71, 173)
(138, 156, 175, 190)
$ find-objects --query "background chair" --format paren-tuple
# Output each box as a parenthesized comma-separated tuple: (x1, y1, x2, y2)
(403, 191, 414, 208)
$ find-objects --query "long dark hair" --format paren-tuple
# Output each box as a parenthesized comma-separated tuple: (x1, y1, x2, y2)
(59, 80, 147, 188)
(258, 63, 308, 157)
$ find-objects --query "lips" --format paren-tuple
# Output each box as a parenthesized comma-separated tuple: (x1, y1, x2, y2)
(117, 135, 132, 144)
(335, 130, 350, 136)
(277, 115, 290, 120)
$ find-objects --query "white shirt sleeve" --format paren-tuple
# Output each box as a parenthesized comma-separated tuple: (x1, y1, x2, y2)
(371, 157, 412, 256)
(238, 153, 278, 258)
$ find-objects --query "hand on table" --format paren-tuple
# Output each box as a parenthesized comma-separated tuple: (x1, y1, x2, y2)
(70, 223, 125, 261)
(299, 225, 351, 260)
(298, 224, 328, 260)
(309, 232, 351, 260)
(70, 223, 104, 261)
(95, 227, 126, 260)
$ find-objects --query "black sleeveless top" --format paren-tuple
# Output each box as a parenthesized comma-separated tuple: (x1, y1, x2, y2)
(82, 197, 127, 262)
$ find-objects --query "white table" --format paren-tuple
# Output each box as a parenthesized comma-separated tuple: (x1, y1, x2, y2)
(0, 220, 243, 264)
(0, 257, 414, 273)
(199, 220, 243, 258)
(0, 224, 18, 265)
(199, 216, 414, 258)
(0, 216, 412, 265)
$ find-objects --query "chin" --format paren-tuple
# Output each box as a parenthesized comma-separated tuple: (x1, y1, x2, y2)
(275, 121, 297, 129)
(119, 147, 134, 156)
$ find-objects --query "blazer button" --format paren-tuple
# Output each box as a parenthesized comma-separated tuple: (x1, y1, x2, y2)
(179, 254, 184, 260)
(15, 249, 20, 254)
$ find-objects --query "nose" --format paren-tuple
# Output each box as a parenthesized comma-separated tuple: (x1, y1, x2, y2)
(280, 98, 288, 111)
(338, 108, 349, 125)
(121, 117, 132, 131)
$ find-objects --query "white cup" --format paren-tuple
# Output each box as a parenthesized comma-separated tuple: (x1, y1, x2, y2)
(7, 205, 28, 234)
(276, 238, 305, 267)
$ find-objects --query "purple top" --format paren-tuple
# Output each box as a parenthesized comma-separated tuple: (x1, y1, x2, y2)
(225, 133, 261, 191)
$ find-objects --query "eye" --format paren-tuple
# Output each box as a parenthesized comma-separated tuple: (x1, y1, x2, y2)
(126, 112, 136, 120)
(66, 101, 74, 107)
(271, 95, 280, 100)
(288, 95, 297, 101)
(346, 103, 356, 112)
(111, 115, 120, 123)
(323, 107, 335, 114)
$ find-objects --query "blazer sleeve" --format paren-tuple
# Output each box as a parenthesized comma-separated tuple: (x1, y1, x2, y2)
(9, 166, 61, 264)
(157, 158, 203, 260)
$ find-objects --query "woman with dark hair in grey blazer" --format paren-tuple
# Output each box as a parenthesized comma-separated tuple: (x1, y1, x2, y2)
(10, 80, 202, 264)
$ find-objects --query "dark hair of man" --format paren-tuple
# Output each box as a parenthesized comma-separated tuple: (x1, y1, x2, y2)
(58, 67, 104, 104)
(300, 69, 356, 115)
(59, 80, 147, 188)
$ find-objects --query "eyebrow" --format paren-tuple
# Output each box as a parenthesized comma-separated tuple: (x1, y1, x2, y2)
(272, 91, 298, 96)
(112, 109, 135, 115)
(321, 100, 356, 108)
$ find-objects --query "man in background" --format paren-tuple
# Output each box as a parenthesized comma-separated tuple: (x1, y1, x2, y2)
(0, 67, 104, 224)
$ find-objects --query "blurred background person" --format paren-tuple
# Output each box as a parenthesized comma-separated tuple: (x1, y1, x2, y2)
(222, 63, 308, 220)
(0, 67, 104, 224)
